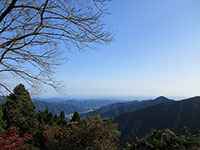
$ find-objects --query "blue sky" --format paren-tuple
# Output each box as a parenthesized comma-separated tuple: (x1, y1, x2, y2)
(41, 0, 200, 98)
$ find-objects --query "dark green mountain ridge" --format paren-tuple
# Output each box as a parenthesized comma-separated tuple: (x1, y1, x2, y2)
(84, 96, 173, 119)
(115, 96, 200, 139)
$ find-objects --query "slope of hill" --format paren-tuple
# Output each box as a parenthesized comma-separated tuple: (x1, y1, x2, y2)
(84, 96, 173, 119)
(115, 96, 200, 139)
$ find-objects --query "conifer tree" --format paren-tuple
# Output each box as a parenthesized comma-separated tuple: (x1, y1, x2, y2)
(71, 112, 80, 122)
(4, 84, 36, 132)
(58, 111, 65, 125)
(0, 106, 5, 132)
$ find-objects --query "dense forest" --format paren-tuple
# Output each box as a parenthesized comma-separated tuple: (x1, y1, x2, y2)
(0, 84, 200, 150)
(0, 84, 119, 150)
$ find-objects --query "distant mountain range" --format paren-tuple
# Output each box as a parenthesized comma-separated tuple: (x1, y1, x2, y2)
(83, 96, 173, 119)
(115, 96, 200, 139)
(33, 99, 118, 115)
(0, 96, 119, 116)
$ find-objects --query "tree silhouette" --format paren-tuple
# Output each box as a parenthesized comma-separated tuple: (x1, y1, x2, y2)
(71, 112, 80, 122)
(0, 106, 5, 132)
(57, 111, 65, 125)
(0, 0, 111, 92)
(4, 84, 36, 132)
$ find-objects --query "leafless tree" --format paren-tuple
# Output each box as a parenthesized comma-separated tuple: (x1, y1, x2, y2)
(0, 0, 111, 93)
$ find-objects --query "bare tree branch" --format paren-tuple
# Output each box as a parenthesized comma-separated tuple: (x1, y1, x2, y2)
(0, 0, 111, 93)
(0, 0, 17, 22)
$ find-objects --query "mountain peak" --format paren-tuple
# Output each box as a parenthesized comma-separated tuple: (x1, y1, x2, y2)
(185, 96, 200, 102)
(154, 96, 169, 102)
(190, 96, 200, 99)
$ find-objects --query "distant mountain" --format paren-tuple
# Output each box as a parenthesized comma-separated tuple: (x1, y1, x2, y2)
(115, 96, 200, 139)
(0, 96, 118, 116)
(33, 98, 118, 116)
(84, 96, 173, 119)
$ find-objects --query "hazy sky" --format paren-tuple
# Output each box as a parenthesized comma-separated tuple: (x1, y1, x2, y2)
(41, 0, 200, 98)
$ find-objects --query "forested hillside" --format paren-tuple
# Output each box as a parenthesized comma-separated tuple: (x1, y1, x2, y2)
(84, 96, 173, 119)
(115, 96, 200, 140)
(0, 84, 120, 150)
(1, 84, 200, 150)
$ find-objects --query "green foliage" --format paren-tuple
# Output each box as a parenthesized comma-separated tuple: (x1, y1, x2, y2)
(59, 111, 65, 121)
(71, 112, 80, 122)
(0, 106, 6, 132)
(4, 84, 36, 132)
(126, 129, 200, 150)
(36, 107, 54, 126)
(57, 111, 66, 125)
(45, 117, 119, 150)
(33, 127, 46, 149)
(0, 84, 121, 149)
